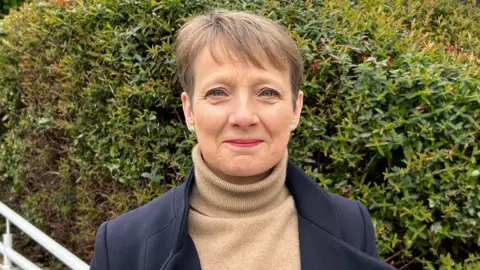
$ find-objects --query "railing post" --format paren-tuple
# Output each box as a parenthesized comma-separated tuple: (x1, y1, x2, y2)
(3, 218, 13, 270)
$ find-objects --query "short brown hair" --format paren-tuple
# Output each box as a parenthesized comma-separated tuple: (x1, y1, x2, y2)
(174, 9, 303, 107)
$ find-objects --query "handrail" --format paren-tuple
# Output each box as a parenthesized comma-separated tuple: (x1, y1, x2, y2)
(0, 201, 89, 270)
(0, 241, 42, 270)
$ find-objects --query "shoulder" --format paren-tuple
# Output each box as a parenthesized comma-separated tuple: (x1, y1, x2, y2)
(327, 192, 366, 228)
(106, 186, 178, 237)
(286, 160, 380, 257)
(325, 191, 380, 258)
(90, 185, 183, 269)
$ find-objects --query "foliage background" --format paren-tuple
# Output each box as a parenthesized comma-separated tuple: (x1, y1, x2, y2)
(0, 0, 479, 269)
(0, 0, 25, 16)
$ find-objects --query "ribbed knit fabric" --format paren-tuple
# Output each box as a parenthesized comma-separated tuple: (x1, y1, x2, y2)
(188, 145, 301, 270)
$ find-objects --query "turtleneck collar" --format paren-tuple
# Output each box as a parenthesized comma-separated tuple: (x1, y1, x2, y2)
(189, 144, 290, 218)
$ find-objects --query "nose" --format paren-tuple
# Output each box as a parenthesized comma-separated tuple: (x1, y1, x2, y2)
(228, 94, 259, 129)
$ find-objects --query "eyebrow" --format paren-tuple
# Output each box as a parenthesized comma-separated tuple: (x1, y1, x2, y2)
(199, 71, 287, 91)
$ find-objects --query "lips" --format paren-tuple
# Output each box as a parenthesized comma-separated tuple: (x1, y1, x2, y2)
(224, 139, 263, 147)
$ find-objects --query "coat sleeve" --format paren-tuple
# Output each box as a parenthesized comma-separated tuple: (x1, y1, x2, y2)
(90, 221, 110, 270)
(355, 201, 380, 259)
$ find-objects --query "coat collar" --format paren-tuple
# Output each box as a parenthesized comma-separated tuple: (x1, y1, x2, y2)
(162, 160, 393, 270)
(284, 160, 340, 237)
(174, 160, 341, 240)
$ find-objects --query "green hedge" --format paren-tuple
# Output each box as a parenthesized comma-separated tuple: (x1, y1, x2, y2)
(0, 0, 24, 16)
(1, 0, 479, 268)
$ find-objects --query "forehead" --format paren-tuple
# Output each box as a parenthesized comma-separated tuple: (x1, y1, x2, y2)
(193, 44, 290, 89)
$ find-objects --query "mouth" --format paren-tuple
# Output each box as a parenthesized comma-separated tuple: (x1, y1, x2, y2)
(224, 139, 264, 148)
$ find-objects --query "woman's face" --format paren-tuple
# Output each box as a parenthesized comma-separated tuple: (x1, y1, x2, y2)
(182, 45, 303, 184)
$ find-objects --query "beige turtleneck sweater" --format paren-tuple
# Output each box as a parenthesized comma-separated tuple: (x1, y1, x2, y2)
(188, 145, 301, 270)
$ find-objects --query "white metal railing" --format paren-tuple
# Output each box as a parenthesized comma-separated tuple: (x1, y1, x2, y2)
(0, 202, 89, 270)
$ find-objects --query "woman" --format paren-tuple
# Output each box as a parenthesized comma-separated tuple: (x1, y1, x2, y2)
(90, 9, 395, 270)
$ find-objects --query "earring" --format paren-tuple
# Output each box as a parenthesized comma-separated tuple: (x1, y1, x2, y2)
(189, 126, 195, 133)
(290, 125, 294, 131)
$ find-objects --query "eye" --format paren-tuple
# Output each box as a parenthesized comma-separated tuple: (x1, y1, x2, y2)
(260, 89, 279, 97)
(207, 88, 226, 97)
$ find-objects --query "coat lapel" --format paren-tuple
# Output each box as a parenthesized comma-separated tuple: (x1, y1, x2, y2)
(297, 216, 348, 270)
(287, 161, 394, 270)
(286, 160, 345, 269)
(159, 234, 201, 270)
(297, 215, 394, 270)
(159, 169, 201, 270)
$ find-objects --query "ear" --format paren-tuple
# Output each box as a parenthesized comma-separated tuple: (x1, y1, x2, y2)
(181, 92, 195, 130)
(292, 90, 304, 130)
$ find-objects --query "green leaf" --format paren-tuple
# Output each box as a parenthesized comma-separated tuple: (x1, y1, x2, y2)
(38, 118, 51, 125)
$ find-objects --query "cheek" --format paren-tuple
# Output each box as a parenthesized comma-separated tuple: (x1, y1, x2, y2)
(194, 105, 226, 137)
(262, 106, 293, 138)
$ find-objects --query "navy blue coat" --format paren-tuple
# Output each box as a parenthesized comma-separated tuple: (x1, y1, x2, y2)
(90, 160, 395, 270)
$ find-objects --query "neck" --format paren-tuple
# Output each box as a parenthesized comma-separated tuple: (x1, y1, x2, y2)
(190, 144, 289, 218)
(204, 161, 273, 185)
